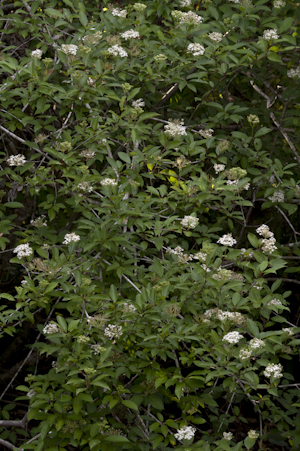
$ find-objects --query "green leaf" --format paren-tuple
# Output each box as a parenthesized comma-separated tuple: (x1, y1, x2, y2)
(280, 16, 293, 33)
(122, 399, 139, 410)
(110, 284, 118, 302)
(79, 11, 88, 26)
(3, 202, 24, 208)
(267, 52, 282, 63)
(104, 436, 130, 442)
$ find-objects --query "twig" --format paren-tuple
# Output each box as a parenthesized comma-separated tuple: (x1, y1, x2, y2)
(0, 438, 21, 451)
(266, 277, 300, 285)
(0, 414, 27, 429)
(0, 125, 47, 158)
(102, 259, 141, 293)
(270, 112, 300, 166)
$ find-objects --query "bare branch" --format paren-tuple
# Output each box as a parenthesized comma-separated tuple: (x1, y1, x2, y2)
(270, 113, 300, 165)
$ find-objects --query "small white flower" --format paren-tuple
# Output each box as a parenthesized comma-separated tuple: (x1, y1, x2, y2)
(27, 389, 36, 399)
(31, 49, 43, 59)
(256, 224, 273, 238)
(7, 154, 26, 166)
(201, 264, 211, 273)
(214, 164, 225, 173)
(217, 233, 237, 247)
(261, 237, 277, 254)
(43, 322, 60, 334)
(287, 67, 300, 78)
(223, 431, 233, 440)
(273, 0, 286, 8)
(164, 119, 187, 137)
(30, 215, 47, 227)
(208, 32, 223, 43)
(222, 331, 243, 344)
(247, 114, 260, 126)
(87, 77, 94, 86)
(101, 178, 118, 187)
(282, 327, 294, 335)
(249, 338, 265, 350)
(174, 425, 196, 441)
(120, 29, 140, 40)
(268, 189, 284, 203)
(107, 45, 128, 57)
(80, 149, 96, 159)
(154, 54, 167, 62)
(180, 0, 191, 6)
(90, 344, 104, 355)
(77, 182, 93, 192)
(13, 243, 33, 259)
(200, 128, 214, 138)
(181, 215, 199, 229)
(63, 233, 80, 244)
(263, 363, 283, 379)
(193, 251, 207, 261)
(104, 324, 123, 339)
(132, 98, 145, 108)
(268, 298, 282, 306)
(248, 430, 259, 439)
(123, 303, 137, 313)
(239, 348, 252, 360)
(263, 29, 279, 41)
(111, 8, 127, 17)
(60, 44, 78, 55)
(179, 11, 203, 24)
(187, 43, 205, 56)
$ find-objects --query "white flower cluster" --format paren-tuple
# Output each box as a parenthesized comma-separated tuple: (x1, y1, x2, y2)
(226, 180, 250, 190)
(200, 128, 214, 138)
(27, 389, 36, 399)
(268, 298, 282, 306)
(263, 29, 279, 40)
(261, 237, 276, 254)
(239, 348, 252, 360)
(154, 53, 167, 62)
(80, 149, 95, 159)
(201, 264, 211, 273)
(60, 44, 78, 55)
(174, 425, 196, 441)
(111, 8, 127, 17)
(208, 32, 223, 43)
(179, 11, 203, 24)
(7, 154, 26, 166)
(31, 215, 47, 227)
(217, 233, 237, 247)
(187, 43, 205, 56)
(214, 164, 225, 173)
(123, 303, 137, 313)
(31, 49, 43, 59)
(205, 309, 245, 325)
(256, 224, 277, 253)
(63, 233, 80, 244)
(104, 324, 123, 339)
(287, 67, 300, 78)
(268, 189, 284, 203)
(180, 0, 191, 6)
(273, 0, 286, 7)
(263, 362, 283, 379)
(77, 182, 93, 192)
(282, 327, 294, 335)
(14, 243, 33, 259)
(107, 45, 128, 57)
(223, 432, 233, 440)
(120, 29, 140, 40)
(132, 98, 145, 108)
(164, 119, 187, 137)
(181, 215, 199, 229)
(222, 331, 243, 344)
(91, 344, 103, 355)
(87, 77, 94, 86)
(256, 224, 273, 238)
(193, 251, 207, 261)
(43, 323, 60, 334)
(166, 246, 193, 263)
(248, 430, 259, 439)
(247, 114, 260, 126)
(101, 178, 118, 187)
(249, 338, 265, 350)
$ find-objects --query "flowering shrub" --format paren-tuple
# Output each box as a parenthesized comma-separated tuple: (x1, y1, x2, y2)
(0, 1, 300, 451)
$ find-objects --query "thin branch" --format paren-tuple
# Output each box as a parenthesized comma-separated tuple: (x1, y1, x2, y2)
(0, 414, 27, 429)
(270, 112, 300, 166)
(266, 277, 300, 285)
(0, 125, 47, 158)
(0, 438, 21, 450)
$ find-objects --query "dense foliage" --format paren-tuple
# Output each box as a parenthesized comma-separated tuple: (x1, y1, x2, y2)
(1, 0, 300, 450)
